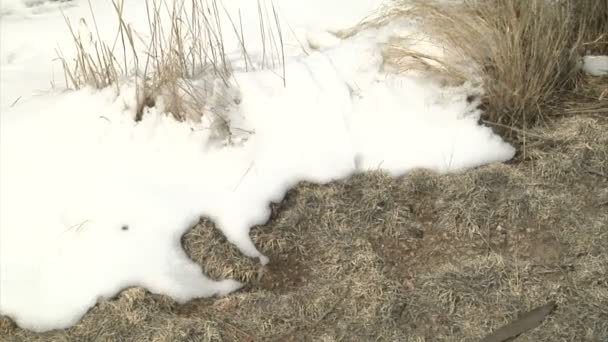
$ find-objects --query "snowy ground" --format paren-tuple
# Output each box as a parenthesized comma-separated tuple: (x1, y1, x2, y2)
(0, 0, 515, 332)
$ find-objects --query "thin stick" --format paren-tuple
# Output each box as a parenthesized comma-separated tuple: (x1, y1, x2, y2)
(480, 302, 557, 342)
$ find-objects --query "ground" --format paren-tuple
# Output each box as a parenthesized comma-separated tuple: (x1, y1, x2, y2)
(1, 113, 607, 341)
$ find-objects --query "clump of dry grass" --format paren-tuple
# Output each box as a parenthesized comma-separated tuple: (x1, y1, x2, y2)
(384, 0, 607, 130)
(138, 0, 233, 122)
(572, 0, 608, 54)
(57, 0, 285, 125)
(55, 1, 125, 92)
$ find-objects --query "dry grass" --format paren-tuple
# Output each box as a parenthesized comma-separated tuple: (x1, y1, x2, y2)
(381, 0, 608, 130)
(573, 0, 608, 54)
(56, 0, 286, 124)
(2, 114, 607, 341)
(56, 0, 136, 92)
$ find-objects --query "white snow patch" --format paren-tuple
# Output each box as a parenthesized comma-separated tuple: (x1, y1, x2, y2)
(582, 55, 608, 76)
(0, 0, 515, 333)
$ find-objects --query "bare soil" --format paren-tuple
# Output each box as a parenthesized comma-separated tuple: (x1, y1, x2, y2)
(1, 113, 607, 341)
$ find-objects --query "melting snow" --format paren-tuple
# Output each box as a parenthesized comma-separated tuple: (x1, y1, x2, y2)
(0, 0, 515, 332)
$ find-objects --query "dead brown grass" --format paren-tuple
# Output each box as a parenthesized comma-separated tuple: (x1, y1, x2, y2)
(2, 113, 607, 341)
(572, 0, 608, 54)
(382, 0, 608, 130)
(57, 0, 285, 124)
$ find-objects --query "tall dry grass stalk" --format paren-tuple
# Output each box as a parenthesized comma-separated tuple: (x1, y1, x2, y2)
(57, 0, 285, 124)
(56, 0, 128, 92)
(384, 0, 607, 130)
(572, 0, 608, 54)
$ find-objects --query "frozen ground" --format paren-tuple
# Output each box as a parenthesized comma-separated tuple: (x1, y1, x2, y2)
(0, 0, 515, 332)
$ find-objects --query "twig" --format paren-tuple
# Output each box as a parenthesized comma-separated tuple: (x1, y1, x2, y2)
(479, 301, 557, 342)
(585, 168, 608, 179)
(271, 3, 286, 87)
(215, 317, 258, 341)
(481, 120, 548, 140)
(10, 96, 21, 108)
(61, 220, 91, 236)
(271, 288, 349, 342)
(233, 162, 254, 192)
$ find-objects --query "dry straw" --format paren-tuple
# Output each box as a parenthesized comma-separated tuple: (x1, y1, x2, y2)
(381, 0, 607, 131)
(57, 0, 286, 124)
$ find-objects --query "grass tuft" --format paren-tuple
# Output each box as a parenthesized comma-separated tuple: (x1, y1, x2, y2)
(57, 0, 286, 127)
(383, 0, 607, 131)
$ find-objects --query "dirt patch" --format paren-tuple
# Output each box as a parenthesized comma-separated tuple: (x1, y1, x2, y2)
(2, 115, 607, 341)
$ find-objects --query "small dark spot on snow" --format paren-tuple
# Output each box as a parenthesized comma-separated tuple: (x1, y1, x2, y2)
(121, 225, 129, 231)
(145, 96, 156, 108)
(135, 96, 156, 122)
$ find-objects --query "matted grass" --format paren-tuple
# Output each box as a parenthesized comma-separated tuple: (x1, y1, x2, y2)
(2, 113, 606, 341)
